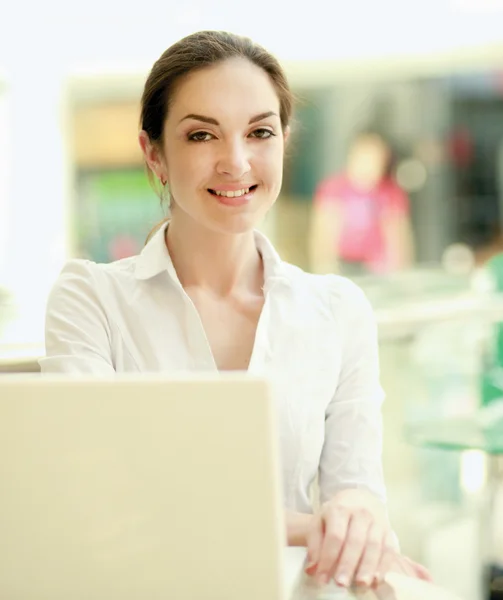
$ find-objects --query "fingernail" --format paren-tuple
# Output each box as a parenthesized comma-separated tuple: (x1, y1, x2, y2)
(317, 573, 329, 586)
(358, 575, 372, 587)
(335, 573, 350, 587)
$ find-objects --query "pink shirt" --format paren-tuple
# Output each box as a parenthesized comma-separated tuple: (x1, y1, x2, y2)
(314, 175, 409, 271)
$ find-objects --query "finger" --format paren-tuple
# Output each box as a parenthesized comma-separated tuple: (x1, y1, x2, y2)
(404, 557, 433, 582)
(304, 563, 318, 577)
(377, 553, 415, 586)
(305, 514, 323, 571)
(333, 512, 372, 587)
(374, 533, 400, 585)
(373, 554, 394, 587)
(354, 522, 385, 587)
(373, 582, 399, 600)
(398, 556, 417, 578)
(314, 506, 350, 586)
(416, 565, 433, 582)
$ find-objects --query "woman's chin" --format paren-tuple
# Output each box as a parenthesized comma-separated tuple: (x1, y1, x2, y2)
(204, 205, 268, 235)
(209, 214, 261, 235)
(173, 198, 271, 236)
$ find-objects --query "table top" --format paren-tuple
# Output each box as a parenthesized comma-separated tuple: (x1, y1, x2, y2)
(284, 549, 463, 599)
(289, 573, 463, 599)
(0, 343, 43, 371)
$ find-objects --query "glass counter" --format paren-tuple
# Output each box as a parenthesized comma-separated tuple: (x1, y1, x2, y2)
(360, 267, 503, 600)
(406, 414, 503, 455)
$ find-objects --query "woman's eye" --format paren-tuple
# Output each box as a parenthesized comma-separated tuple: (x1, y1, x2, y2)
(250, 128, 275, 139)
(188, 131, 213, 142)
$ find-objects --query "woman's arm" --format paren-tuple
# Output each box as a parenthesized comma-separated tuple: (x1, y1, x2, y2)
(319, 281, 387, 505)
(39, 260, 115, 374)
(303, 280, 396, 587)
(285, 510, 313, 546)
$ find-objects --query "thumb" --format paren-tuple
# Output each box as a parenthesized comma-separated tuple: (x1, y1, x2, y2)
(305, 514, 323, 572)
(406, 558, 433, 582)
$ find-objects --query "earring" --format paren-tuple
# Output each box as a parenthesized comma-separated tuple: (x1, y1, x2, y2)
(160, 178, 171, 212)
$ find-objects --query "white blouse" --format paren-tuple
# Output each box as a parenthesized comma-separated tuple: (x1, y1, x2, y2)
(40, 223, 387, 514)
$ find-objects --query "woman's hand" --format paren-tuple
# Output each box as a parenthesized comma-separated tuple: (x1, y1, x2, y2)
(375, 552, 432, 585)
(303, 488, 399, 588)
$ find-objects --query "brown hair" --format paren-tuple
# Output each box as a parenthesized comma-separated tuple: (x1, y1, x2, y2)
(141, 30, 294, 244)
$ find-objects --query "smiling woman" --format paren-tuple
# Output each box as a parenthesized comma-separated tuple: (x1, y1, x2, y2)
(41, 30, 430, 591)
(139, 42, 289, 236)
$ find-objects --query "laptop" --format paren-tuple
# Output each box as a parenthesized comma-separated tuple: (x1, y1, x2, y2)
(0, 374, 291, 600)
(0, 375, 465, 600)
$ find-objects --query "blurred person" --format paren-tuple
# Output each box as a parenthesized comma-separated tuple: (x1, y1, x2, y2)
(40, 31, 429, 590)
(309, 130, 414, 276)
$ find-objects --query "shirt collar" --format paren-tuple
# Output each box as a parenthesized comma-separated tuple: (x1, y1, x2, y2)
(134, 220, 289, 288)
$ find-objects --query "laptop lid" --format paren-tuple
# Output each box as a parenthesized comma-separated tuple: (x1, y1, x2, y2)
(0, 374, 285, 600)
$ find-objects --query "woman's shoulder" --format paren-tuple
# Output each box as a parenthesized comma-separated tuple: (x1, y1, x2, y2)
(282, 263, 372, 316)
(279, 266, 378, 350)
(55, 254, 137, 281)
(47, 255, 139, 306)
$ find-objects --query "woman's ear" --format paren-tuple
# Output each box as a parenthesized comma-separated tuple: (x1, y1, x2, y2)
(139, 131, 167, 183)
(283, 125, 291, 147)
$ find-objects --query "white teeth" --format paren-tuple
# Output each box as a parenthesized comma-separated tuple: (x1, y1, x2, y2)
(214, 187, 250, 198)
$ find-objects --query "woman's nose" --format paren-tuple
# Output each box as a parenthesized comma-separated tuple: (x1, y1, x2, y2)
(216, 139, 251, 178)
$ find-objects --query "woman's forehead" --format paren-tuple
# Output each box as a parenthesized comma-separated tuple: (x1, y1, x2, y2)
(168, 59, 280, 123)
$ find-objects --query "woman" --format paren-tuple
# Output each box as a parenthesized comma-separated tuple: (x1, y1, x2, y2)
(40, 31, 429, 589)
(310, 130, 415, 276)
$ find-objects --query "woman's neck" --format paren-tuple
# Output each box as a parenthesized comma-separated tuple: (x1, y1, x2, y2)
(165, 217, 264, 297)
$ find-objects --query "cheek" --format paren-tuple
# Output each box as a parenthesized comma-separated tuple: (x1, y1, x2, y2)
(167, 147, 204, 188)
(252, 144, 284, 183)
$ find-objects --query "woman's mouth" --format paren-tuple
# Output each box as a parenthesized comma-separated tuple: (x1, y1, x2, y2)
(207, 185, 258, 206)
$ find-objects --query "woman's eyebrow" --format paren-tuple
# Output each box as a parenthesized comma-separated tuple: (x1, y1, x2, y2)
(178, 110, 278, 125)
(249, 111, 278, 124)
(179, 113, 218, 125)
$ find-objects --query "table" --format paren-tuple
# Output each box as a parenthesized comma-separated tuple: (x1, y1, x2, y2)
(406, 414, 503, 600)
(406, 414, 503, 454)
(0, 343, 42, 372)
(284, 547, 464, 599)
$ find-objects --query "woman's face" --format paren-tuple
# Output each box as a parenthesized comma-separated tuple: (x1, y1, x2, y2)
(153, 58, 287, 234)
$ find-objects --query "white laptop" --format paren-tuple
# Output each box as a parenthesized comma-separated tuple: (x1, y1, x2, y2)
(0, 375, 464, 600)
(0, 374, 293, 600)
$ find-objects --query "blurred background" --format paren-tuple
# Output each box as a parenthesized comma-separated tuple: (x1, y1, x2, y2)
(2, 1, 503, 598)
